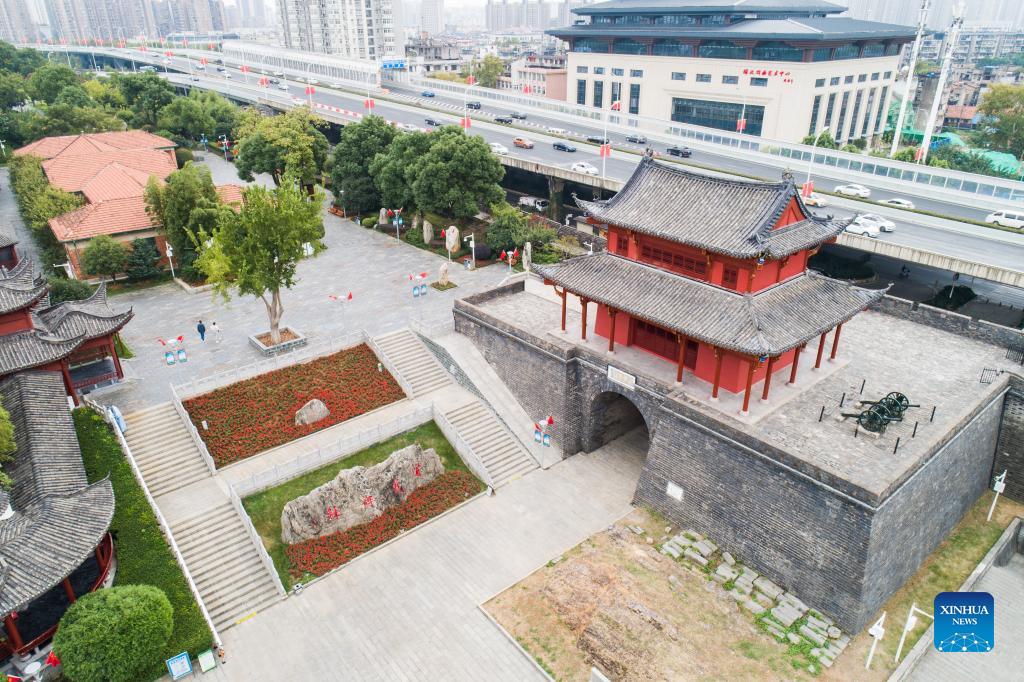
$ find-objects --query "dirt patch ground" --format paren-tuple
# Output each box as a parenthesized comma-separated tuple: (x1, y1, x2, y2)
(485, 508, 820, 681)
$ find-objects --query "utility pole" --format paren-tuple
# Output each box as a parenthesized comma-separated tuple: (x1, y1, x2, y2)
(890, 0, 931, 157)
(918, 1, 964, 164)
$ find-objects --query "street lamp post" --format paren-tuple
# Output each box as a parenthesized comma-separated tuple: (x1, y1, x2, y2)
(166, 244, 176, 279)
(804, 127, 831, 197)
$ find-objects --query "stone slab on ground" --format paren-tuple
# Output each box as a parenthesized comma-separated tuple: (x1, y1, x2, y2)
(753, 576, 784, 600)
(771, 603, 803, 628)
(714, 564, 738, 582)
(692, 540, 715, 557)
(684, 549, 708, 567)
(800, 624, 827, 646)
(721, 551, 735, 566)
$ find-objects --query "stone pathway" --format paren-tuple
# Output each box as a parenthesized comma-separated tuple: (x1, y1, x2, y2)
(206, 432, 645, 680)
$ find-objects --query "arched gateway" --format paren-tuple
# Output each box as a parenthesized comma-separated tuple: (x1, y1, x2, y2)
(584, 390, 654, 474)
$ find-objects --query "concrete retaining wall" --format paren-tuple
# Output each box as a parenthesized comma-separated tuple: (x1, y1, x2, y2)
(873, 295, 1024, 351)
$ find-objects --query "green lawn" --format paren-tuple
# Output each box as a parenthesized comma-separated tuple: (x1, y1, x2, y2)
(75, 409, 213, 680)
(242, 421, 469, 588)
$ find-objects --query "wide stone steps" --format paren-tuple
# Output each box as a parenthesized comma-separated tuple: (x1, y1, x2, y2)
(124, 403, 211, 497)
(444, 402, 536, 488)
(169, 501, 280, 631)
(373, 329, 451, 397)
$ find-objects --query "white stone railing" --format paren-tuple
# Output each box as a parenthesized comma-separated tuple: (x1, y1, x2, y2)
(226, 484, 287, 597)
(168, 382, 217, 475)
(432, 403, 495, 491)
(366, 333, 417, 400)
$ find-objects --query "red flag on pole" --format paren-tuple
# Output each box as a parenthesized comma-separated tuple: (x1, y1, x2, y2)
(610, 100, 622, 111)
(499, 250, 507, 261)
(599, 143, 611, 158)
(801, 181, 813, 198)
(523, 84, 532, 94)
(241, 65, 249, 73)
(347, 292, 353, 300)
(46, 651, 60, 666)
(512, 247, 519, 259)
(364, 98, 375, 109)
(460, 117, 471, 128)
(914, 146, 925, 161)
(736, 118, 747, 132)
(547, 415, 555, 426)
(466, 75, 476, 85)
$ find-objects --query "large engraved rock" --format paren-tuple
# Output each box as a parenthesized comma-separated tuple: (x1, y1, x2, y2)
(294, 398, 330, 426)
(280, 444, 443, 544)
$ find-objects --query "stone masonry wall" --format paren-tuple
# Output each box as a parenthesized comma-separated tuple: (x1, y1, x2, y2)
(635, 404, 873, 632)
(862, 391, 1004, 619)
(993, 382, 1024, 503)
(873, 295, 1024, 351)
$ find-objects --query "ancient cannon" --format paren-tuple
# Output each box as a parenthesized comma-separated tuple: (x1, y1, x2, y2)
(841, 392, 919, 434)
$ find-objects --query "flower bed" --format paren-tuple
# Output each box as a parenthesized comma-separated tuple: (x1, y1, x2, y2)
(184, 344, 406, 466)
(285, 470, 483, 577)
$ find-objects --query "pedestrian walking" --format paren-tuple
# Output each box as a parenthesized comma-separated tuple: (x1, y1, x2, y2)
(197, 320, 206, 342)
(211, 321, 222, 344)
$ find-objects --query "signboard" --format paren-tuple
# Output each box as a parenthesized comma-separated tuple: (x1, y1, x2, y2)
(607, 366, 636, 390)
(381, 59, 406, 70)
(741, 67, 793, 84)
(166, 652, 192, 680)
(666, 481, 683, 501)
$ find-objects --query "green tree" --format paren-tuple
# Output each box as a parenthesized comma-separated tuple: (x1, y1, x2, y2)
(157, 96, 214, 143)
(27, 62, 78, 103)
(915, 60, 940, 76)
(82, 78, 126, 108)
(328, 115, 397, 213)
(369, 130, 433, 214)
(801, 130, 838, 149)
(978, 83, 1024, 157)
(81, 235, 129, 281)
(0, 396, 15, 490)
(0, 41, 46, 76)
(234, 107, 329, 187)
(195, 177, 325, 345)
(53, 585, 173, 682)
(126, 238, 161, 280)
(8, 155, 83, 265)
(46, 276, 94, 304)
(893, 147, 917, 163)
(191, 90, 237, 138)
(485, 202, 531, 252)
(0, 71, 26, 109)
(111, 72, 175, 127)
(53, 84, 93, 108)
(174, 147, 194, 168)
(18, 103, 124, 139)
(410, 127, 505, 220)
(468, 54, 505, 88)
(144, 163, 220, 280)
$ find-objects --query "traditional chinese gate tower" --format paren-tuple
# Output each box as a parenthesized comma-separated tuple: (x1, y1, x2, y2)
(535, 158, 886, 413)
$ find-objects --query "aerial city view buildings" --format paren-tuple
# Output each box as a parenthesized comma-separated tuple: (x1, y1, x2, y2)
(0, 0, 1022, 680)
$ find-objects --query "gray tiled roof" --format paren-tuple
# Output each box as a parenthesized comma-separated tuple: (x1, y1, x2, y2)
(0, 234, 17, 249)
(34, 282, 133, 342)
(549, 17, 916, 41)
(534, 253, 886, 356)
(0, 331, 84, 375)
(0, 259, 48, 316)
(0, 371, 114, 614)
(577, 0, 844, 13)
(575, 158, 848, 259)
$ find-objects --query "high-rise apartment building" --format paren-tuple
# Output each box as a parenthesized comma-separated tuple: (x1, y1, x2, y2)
(419, 0, 443, 35)
(0, 0, 38, 42)
(843, 0, 1024, 30)
(277, 0, 401, 60)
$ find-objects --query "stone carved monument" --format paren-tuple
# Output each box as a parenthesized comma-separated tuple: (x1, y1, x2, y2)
(379, 207, 389, 226)
(294, 398, 330, 426)
(523, 241, 533, 272)
(280, 444, 444, 544)
(445, 226, 459, 256)
(423, 218, 433, 244)
(439, 262, 450, 286)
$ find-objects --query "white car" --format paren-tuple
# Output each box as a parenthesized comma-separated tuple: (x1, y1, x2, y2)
(571, 161, 599, 176)
(853, 213, 896, 232)
(489, 142, 509, 155)
(845, 219, 880, 238)
(548, 127, 568, 135)
(398, 123, 420, 132)
(277, 82, 289, 90)
(223, 72, 232, 79)
(834, 183, 871, 198)
(307, 78, 319, 85)
(803, 192, 829, 207)
(985, 210, 1024, 229)
(878, 198, 915, 210)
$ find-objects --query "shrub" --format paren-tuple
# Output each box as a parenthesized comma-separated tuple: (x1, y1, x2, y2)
(126, 238, 162, 281)
(47, 276, 94, 303)
(174, 147, 194, 168)
(361, 216, 379, 228)
(81, 235, 128, 281)
(54, 585, 174, 682)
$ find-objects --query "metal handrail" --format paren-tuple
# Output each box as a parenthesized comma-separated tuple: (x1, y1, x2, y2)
(86, 400, 222, 648)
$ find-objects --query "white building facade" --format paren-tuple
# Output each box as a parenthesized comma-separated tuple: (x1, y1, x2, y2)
(548, 0, 915, 144)
(419, 0, 443, 35)
(277, 0, 402, 60)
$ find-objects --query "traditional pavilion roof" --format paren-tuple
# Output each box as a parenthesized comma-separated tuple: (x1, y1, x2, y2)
(33, 282, 133, 342)
(0, 371, 114, 615)
(0, 259, 48, 316)
(0, 233, 17, 249)
(575, 158, 849, 260)
(534, 253, 887, 356)
(0, 330, 85, 375)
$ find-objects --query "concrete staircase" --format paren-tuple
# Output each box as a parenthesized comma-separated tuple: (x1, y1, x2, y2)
(124, 403, 210, 497)
(374, 329, 452, 396)
(170, 500, 281, 630)
(444, 402, 537, 487)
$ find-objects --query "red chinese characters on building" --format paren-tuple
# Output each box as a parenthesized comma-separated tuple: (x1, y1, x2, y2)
(742, 67, 794, 84)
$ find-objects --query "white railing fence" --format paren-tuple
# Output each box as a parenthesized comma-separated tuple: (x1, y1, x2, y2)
(226, 485, 287, 597)
(431, 403, 495, 490)
(231, 407, 434, 497)
(173, 330, 368, 401)
(366, 334, 417, 400)
(409, 315, 455, 340)
(169, 382, 217, 475)
(83, 397, 222, 648)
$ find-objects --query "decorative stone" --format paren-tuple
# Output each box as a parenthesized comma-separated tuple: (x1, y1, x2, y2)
(438, 262, 450, 286)
(379, 207, 389, 226)
(827, 626, 842, 639)
(693, 540, 715, 557)
(771, 603, 802, 628)
(422, 219, 433, 244)
(728, 589, 746, 602)
(523, 241, 533, 272)
(799, 625, 827, 646)
(753, 577, 784, 600)
(294, 398, 330, 426)
(722, 552, 735, 566)
(741, 600, 765, 615)
(715, 564, 738, 582)
(630, 525, 645, 535)
(664, 526, 672, 533)
(787, 633, 802, 645)
(683, 549, 708, 567)
(683, 530, 704, 542)
(740, 567, 759, 582)
(660, 544, 681, 559)
(764, 622, 786, 640)
(779, 592, 808, 614)
(753, 591, 774, 608)
(668, 575, 680, 589)
(806, 615, 830, 633)
(280, 444, 443, 544)
(703, 539, 719, 554)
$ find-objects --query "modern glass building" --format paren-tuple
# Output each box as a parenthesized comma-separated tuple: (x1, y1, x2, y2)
(547, 0, 917, 143)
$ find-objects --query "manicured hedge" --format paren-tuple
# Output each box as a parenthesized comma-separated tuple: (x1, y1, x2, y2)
(75, 410, 212, 681)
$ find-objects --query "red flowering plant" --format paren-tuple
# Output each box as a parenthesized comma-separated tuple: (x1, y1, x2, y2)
(184, 344, 405, 466)
(285, 470, 483, 577)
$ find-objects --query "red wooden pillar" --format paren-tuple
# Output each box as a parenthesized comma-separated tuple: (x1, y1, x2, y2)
(830, 322, 843, 360)
(108, 336, 124, 379)
(60, 360, 79, 406)
(789, 345, 803, 385)
(814, 331, 828, 370)
(741, 358, 756, 413)
(580, 297, 589, 340)
(558, 287, 567, 332)
(63, 577, 77, 603)
(761, 355, 776, 401)
(4, 614, 23, 651)
(675, 334, 685, 384)
(711, 348, 723, 399)
(607, 308, 617, 353)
